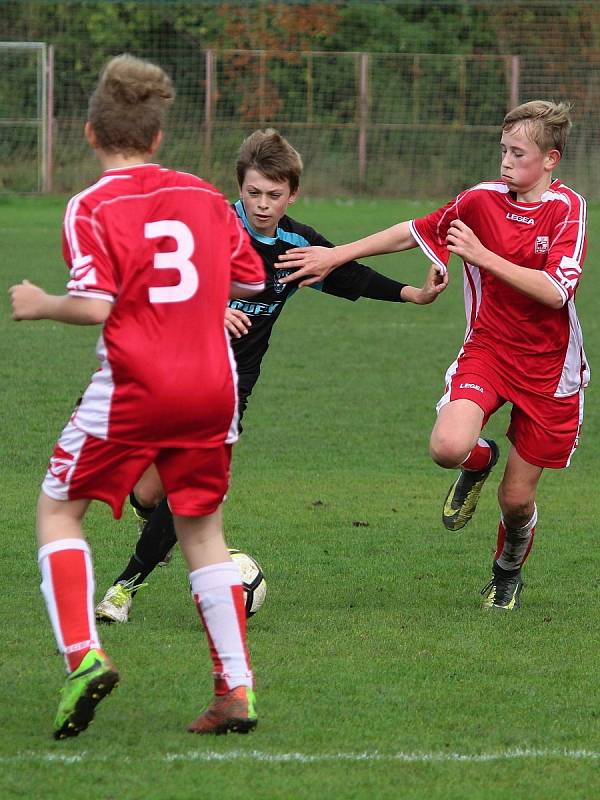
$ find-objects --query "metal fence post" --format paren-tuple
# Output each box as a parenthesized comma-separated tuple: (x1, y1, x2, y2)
(204, 48, 215, 180)
(43, 43, 54, 193)
(509, 55, 520, 109)
(358, 51, 369, 189)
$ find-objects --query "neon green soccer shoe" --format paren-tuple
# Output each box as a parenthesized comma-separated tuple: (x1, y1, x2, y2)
(53, 649, 119, 740)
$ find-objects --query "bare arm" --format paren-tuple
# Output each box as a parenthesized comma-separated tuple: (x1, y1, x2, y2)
(447, 221, 563, 308)
(9, 280, 112, 324)
(277, 221, 418, 287)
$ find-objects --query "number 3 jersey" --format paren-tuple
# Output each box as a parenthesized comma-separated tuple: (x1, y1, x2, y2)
(62, 164, 265, 447)
(409, 179, 589, 397)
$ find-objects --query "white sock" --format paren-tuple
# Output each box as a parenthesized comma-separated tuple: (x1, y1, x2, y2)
(190, 561, 253, 694)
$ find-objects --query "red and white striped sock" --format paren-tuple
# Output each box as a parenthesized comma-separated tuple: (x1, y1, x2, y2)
(190, 561, 253, 695)
(38, 539, 101, 673)
(495, 506, 538, 570)
(461, 438, 493, 471)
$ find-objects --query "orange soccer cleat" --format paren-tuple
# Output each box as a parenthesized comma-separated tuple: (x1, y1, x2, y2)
(187, 686, 258, 735)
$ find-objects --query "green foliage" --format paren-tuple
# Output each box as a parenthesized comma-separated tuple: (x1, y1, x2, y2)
(1, 195, 600, 798)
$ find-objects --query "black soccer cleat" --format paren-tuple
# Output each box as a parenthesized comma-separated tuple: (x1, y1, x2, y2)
(481, 562, 524, 611)
(442, 439, 500, 531)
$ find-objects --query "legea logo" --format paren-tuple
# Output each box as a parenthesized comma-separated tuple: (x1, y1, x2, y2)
(506, 212, 535, 226)
(459, 382, 484, 393)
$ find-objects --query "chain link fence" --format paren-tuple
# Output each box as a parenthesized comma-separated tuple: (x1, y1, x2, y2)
(1, 1, 599, 198)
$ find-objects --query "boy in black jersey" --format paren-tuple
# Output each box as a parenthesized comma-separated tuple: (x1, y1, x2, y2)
(96, 129, 447, 623)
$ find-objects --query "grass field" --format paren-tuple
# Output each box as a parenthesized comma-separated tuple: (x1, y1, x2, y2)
(1, 194, 599, 799)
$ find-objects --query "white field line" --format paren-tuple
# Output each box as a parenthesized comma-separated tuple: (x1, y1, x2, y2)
(1, 748, 600, 766)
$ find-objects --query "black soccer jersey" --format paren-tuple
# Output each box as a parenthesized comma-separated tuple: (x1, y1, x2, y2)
(230, 200, 377, 407)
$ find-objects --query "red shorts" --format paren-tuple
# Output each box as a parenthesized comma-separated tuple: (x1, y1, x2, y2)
(42, 421, 232, 518)
(437, 354, 584, 469)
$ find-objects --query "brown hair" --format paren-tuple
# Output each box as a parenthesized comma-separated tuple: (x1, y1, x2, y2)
(236, 129, 303, 192)
(503, 100, 572, 155)
(88, 54, 174, 155)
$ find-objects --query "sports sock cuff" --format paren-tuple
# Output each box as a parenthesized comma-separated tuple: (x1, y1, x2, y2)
(461, 438, 492, 471)
(189, 561, 242, 592)
(502, 504, 538, 534)
(38, 538, 90, 563)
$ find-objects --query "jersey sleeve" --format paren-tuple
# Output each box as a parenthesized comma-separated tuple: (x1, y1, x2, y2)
(62, 201, 118, 301)
(409, 196, 463, 273)
(228, 206, 266, 292)
(541, 194, 587, 306)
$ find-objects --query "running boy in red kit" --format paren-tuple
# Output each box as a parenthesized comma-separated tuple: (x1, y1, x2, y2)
(9, 54, 265, 738)
(278, 101, 589, 610)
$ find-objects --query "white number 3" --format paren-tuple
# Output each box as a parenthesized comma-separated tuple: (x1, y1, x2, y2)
(145, 220, 199, 303)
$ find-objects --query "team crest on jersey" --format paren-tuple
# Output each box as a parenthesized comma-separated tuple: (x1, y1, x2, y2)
(273, 268, 295, 294)
(49, 445, 76, 483)
(535, 236, 549, 254)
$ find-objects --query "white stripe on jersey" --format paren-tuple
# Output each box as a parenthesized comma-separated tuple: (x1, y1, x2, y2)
(555, 297, 590, 397)
(71, 334, 115, 440)
(543, 186, 587, 263)
(64, 175, 130, 262)
(541, 270, 568, 306)
(69, 290, 115, 303)
(463, 262, 482, 341)
(231, 280, 266, 292)
(470, 181, 509, 193)
(408, 219, 447, 274)
(224, 328, 240, 445)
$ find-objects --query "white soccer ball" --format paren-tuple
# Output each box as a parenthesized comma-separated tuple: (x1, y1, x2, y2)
(229, 548, 267, 618)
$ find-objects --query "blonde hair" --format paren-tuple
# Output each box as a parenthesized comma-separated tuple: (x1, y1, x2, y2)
(503, 100, 572, 155)
(88, 54, 174, 155)
(236, 129, 303, 192)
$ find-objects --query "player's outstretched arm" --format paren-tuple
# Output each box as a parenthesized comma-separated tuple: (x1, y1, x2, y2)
(446, 221, 563, 308)
(401, 264, 449, 304)
(277, 221, 417, 288)
(9, 280, 112, 324)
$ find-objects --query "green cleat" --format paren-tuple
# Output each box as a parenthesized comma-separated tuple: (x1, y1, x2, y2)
(53, 649, 119, 740)
(481, 563, 524, 610)
(442, 439, 499, 531)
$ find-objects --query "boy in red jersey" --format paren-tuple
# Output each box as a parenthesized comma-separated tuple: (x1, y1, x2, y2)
(9, 54, 265, 738)
(278, 101, 589, 611)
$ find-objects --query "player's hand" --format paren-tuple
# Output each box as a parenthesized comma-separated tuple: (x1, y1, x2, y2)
(414, 263, 449, 304)
(446, 220, 488, 266)
(276, 246, 339, 287)
(9, 280, 49, 320)
(225, 307, 252, 339)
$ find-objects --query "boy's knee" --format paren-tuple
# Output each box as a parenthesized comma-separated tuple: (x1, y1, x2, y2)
(498, 485, 535, 527)
(133, 486, 163, 509)
(429, 433, 470, 469)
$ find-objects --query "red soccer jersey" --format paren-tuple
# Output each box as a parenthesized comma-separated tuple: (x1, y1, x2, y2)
(61, 163, 265, 446)
(410, 179, 589, 397)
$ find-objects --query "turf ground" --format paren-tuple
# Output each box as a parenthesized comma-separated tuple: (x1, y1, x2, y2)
(1, 194, 599, 799)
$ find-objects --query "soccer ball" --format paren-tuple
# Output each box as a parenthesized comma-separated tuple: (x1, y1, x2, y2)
(229, 548, 267, 618)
